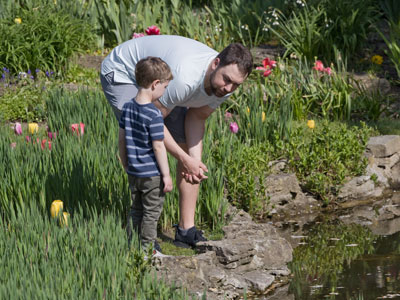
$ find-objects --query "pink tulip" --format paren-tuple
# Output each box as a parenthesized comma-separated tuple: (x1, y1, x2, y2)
(10, 142, 16, 149)
(48, 141, 52, 151)
(229, 122, 239, 134)
(313, 60, 325, 72)
(145, 25, 160, 35)
(25, 136, 31, 143)
(47, 131, 57, 140)
(324, 67, 332, 75)
(14, 122, 22, 135)
(132, 32, 145, 39)
(71, 123, 85, 136)
(225, 111, 232, 120)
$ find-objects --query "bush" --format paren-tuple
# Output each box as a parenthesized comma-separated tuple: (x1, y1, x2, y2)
(0, 7, 96, 76)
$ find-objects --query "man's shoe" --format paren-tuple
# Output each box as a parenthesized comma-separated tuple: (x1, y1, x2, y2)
(173, 226, 208, 248)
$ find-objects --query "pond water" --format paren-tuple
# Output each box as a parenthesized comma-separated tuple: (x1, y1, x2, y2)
(285, 222, 400, 300)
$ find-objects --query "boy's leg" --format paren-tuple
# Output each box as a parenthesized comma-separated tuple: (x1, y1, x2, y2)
(138, 176, 165, 249)
(127, 175, 143, 247)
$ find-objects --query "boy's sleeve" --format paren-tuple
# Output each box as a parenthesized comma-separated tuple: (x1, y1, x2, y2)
(149, 114, 164, 141)
(119, 104, 127, 129)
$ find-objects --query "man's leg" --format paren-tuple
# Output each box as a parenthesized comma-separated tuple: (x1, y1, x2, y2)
(176, 143, 199, 230)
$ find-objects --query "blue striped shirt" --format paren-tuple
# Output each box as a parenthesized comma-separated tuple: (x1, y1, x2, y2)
(119, 99, 164, 177)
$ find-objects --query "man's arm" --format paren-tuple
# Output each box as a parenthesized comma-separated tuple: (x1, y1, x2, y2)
(153, 100, 208, 179)
(185, 105, 214, 160)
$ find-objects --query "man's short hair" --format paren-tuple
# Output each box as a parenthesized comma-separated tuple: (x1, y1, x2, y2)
(216, 43, 253, 76)
(135, 56, 173, 88)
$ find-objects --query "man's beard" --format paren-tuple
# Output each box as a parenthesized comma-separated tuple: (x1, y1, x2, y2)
(209, 70, 226, 98)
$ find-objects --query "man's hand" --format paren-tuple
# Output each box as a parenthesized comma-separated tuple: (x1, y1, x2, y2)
(181, 156, 208, 184)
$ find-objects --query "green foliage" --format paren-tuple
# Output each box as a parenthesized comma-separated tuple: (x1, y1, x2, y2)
(64, 64, 100, 86)
(0, 85, 47, 122)
(270, 0, 380, 63)
(0, 204, 189, 299)
(289, 221, 377, 297)
(379, 21, 400, 79)
(277, 120, 374, 202)
(224, 142, 273, 216)
(0, 6, 96, 76)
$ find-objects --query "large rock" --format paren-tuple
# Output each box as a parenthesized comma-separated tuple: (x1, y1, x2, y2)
(155, 208, 293, 299)
(264, 173, 318, 217)
(366, 135, 400, 158)
(352, 72, 391, 95)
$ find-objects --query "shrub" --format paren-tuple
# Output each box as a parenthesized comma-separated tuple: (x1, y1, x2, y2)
(0, 7, 96, 76)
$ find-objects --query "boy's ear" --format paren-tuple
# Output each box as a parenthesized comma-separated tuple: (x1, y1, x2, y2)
(151, 79, 161, 90)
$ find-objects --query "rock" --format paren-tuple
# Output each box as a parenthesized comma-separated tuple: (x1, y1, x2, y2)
(338, 175, 383, 201)
(352, 72, 391, 95)
(264, 173, 318, 216)
(367, 135, 400, 158)
(242, 270, 275, 292)
(155, 206, 293, 299)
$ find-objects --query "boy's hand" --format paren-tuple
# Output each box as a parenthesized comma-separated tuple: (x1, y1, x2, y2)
(163, 175, 173, 193)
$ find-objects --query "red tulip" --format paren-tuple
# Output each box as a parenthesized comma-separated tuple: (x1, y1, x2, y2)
(145, 25, 160, 35)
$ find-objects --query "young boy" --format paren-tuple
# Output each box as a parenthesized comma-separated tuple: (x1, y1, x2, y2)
(118, 57, 173, 255)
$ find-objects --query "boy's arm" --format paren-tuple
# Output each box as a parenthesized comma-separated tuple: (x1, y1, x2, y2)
(152, 139, 173, 193)
(118, 128, 128, 170)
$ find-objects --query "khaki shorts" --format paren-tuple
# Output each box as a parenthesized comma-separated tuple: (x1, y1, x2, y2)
(100, 71, 187, 143)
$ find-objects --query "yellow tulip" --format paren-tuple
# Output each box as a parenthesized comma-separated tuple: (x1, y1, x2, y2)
(262, 112, 266, 122)
(371, 55, 383, 65)
(60, 212, 69, 227)
(14, 18, 22, 24)
(246, 107, 250, 114)
(307, 120, 315, 129)
(28, 123, 39, 134)
(50, 200, 63, 218)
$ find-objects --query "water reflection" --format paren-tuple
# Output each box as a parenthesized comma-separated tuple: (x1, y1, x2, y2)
(287, 223, 400, 299)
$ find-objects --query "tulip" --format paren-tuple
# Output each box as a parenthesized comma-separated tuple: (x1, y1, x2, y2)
(262, 112, 266, 122)
(145, 25, 160, 35)
(224, 111, 232, 121)
(10, 142, 16, 149)
(60, 212, 70, 227)
(307, 120, 315, 129)
(371, 55, 383, 65)
(50, 200, 63, 218)
(262, 57, 277, 69)
(132, 32, 145, 39)
(71, 122, 85, 136)
(324, 67, 332, 76)
(14, 122, 22, 135)
(229, 122, 239, 134)
(14, 18, 22, 24)
(48, 141, 52, 151)
(47, 131, 57, 140)
(313, 60, 324, 72)
(25, 136, 31, 142)
(263, 69, 272, 77)
(28, 123, 39, 134)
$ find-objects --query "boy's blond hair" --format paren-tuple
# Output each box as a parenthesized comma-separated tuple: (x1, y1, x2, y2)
(135, 56, 173, 88)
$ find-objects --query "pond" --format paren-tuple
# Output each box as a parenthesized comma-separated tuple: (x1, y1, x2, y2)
(277, 219, 400, 299)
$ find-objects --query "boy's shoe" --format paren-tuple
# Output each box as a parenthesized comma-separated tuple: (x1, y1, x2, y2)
(152, 249, 168, 258)
(154, 240, 162, 253)
(173, 226, 207, 248)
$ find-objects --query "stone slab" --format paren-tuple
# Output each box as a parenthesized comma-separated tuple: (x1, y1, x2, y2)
(367, 135, 400, 158)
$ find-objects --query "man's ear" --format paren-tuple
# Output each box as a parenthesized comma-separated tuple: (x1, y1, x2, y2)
(211, 57, 220, 70)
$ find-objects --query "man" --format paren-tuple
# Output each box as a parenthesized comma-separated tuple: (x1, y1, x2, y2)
(100, 35, 253, 248)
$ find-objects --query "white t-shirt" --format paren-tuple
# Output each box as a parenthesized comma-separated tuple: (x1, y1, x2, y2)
(101, 35, 231, 110)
